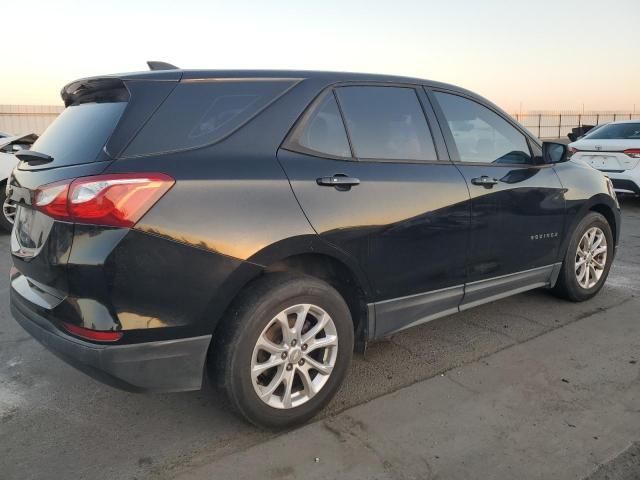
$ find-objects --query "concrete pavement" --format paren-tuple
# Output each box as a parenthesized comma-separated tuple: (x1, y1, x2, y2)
(1, 197, 639, 480)
(176, 297, 640, 480)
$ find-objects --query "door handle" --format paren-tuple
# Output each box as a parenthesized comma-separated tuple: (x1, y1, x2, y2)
(471, 176, 498, 188)
(316, 174, 361, 190)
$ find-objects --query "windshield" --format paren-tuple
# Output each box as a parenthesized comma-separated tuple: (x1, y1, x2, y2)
(585, 122, 640, 140)
(31, 102, 127, 167)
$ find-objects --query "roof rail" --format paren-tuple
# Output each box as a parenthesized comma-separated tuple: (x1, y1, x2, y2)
(147, 61, 179, 71)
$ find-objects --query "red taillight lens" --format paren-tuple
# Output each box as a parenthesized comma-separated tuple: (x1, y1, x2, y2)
(33, 173, 175, 227)
(623, 149, 640, 159)
(34, 180, 71, 220)
(63, 322, 123, 342)
(568, 147, 578, 154)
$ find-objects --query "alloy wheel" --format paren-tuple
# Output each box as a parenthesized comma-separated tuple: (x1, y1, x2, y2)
(575, 226, 607, 289)
(2, 196, 16, 225)
(250, 303, 338, 409)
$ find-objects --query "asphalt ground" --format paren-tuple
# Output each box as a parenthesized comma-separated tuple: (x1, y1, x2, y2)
(1, 196, 638, 480)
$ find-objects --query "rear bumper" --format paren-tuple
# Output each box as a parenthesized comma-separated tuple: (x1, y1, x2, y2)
(608, 177, 640, 195)
(11, 288, 211, 393)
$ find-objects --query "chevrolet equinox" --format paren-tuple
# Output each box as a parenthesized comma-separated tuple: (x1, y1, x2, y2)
(8, 66, 620, 428)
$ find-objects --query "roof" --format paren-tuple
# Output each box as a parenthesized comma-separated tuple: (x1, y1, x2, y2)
(61, 68, 476, 98)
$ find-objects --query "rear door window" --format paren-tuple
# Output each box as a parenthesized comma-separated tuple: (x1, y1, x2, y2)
(335, 86, 437, 161)
(29, 102, 127, 167)
(123, 80, 296, 157)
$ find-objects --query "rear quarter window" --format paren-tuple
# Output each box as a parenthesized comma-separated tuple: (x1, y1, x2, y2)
(123, 80, 296, 157)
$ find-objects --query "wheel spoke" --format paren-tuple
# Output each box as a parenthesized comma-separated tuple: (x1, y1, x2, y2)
(252, 356, 285, 375)
(591, 233, 604, 250)
(592, 257, 605, 269)
(282, 372, 294, 409)
(593, 246, 607, 256)
(273, 312, 294, 345)
(584, 264, 591, 287)
(306, 334, 338, 353)
(255, 335, 286, 355)
(304, 356, 333, 375)
(301, 312, 329, 343)
(577, 264, 587, 283)
(293, 304, 310, 337)
(258, 365, 286, 400)
(297, 365, 317, 396)
(589, 264, 598, 283)
(575, 257, 586, 270)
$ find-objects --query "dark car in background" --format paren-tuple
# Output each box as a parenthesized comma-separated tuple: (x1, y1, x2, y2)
(8, 67, 620, 428)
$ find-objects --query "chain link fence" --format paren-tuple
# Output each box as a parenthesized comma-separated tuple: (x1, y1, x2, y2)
(512, 112, 640, 139)
(2, 105, 639, 141)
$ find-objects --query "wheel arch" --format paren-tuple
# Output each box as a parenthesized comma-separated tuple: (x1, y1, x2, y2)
(206, 236, 374, 353)
(558, 193, 620, 264)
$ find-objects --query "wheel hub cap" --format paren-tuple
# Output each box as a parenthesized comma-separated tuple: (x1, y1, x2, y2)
(250, 303, 338, 410)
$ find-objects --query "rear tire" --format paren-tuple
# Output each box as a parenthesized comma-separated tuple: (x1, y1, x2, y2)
(209, 273, 353, 429)
(553, 212, 613, 302)
(0, 183, 14, 233)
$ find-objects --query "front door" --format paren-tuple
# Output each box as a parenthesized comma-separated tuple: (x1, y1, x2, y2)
(429, 90, 565, 308)
(278, 84, 470, 337)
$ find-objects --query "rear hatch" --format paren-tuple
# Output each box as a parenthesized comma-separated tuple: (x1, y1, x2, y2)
(8, 74, 178, 300)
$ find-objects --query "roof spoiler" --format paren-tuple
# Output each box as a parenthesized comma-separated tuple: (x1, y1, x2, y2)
(147, 61, 179, 71)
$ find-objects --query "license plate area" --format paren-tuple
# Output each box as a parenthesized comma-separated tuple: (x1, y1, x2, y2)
(585, 155, 620, 171)
(12, 205, 55, 258)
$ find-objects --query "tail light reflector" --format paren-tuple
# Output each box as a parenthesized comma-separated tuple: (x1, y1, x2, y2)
(63, 322, 123, 342)
(34, 173, 175, 227)
(623, 149, 640, 159)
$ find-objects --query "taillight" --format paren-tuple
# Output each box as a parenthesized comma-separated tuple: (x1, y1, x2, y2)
(33, 173, 175, 227)
(568, 147, 579, 154)
(623, 149, 640, 159)
(63, 322, 123, 342)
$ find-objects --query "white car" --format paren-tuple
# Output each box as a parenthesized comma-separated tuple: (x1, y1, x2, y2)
(1, 133, 37, 231)
(569, 120, 640, 195)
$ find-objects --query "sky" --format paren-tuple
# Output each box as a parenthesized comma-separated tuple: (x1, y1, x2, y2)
(2, 0, 639, 113)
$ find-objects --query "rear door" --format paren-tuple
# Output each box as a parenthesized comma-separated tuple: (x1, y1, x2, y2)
(428, 89, 565, 307)
(278, 84, 471, 337)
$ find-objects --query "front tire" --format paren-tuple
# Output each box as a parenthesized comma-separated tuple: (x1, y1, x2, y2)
(210, 273, 354, 429)
(553, 212, 614, 302)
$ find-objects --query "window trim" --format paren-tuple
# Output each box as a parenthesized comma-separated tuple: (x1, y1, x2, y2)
(427, 87, 547, 168)
(282, 89, 354, 161)
(282, 81, 452, 165)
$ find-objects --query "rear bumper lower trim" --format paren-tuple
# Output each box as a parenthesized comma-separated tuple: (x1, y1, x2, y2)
(11, 288, 211, 393)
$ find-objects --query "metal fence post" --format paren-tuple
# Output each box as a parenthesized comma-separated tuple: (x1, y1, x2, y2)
(538, 114, 541, 137)
(578, 114, 581, 128)
(614, 113, 617, 121)
(596, 114, 599, 125)
(558, 114, 562, 138)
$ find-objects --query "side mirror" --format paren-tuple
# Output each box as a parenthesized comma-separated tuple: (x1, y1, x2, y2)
(542, 142, 568, 164)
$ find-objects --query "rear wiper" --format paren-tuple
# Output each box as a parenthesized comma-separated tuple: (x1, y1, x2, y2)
(15, 150, 54, 166)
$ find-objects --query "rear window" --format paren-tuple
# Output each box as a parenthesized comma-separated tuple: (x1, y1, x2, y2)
(586, 123, 640, 140)
(123, 80, 296, 157)
(31, 102, 126, 167)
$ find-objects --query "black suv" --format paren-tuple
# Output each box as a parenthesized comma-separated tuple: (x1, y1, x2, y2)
(8, 67, 620, 428)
